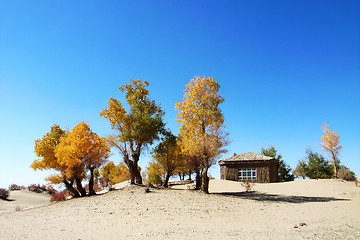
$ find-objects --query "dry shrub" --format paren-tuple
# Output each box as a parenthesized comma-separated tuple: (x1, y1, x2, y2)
(50, 192, 66, 202)
(241, 181, 254, 192)
(0, 188, 9, 200)
(337, 166, 356, 181)
(9, 184, 22, 191)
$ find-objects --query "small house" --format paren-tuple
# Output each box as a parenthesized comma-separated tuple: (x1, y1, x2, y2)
(219, 152, 278, 183)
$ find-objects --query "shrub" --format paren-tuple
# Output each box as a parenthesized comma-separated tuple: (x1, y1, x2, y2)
(50, 192, 66, 202)
(9, 184, 21, 191)
(28, 184, 43, 193)
(46, 186, 58, 195)
(337, 166, 356, 181)
(0, 188, 9, 200)
(241, 181, 254, 192)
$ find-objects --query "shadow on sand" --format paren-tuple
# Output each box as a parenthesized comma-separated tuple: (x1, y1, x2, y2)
(213, 191, 350, 204)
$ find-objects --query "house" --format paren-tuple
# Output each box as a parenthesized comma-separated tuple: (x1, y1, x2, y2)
(218, 152, 278, 183)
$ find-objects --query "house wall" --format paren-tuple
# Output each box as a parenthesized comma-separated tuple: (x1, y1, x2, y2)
(220, 160, 278, 183)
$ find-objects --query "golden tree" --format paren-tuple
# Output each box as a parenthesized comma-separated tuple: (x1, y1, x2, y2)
(175, 76, 228, 193)
(100, 161, 130, 186)
(319, 123, 342, 178)
(100, 79, 165, 184)
(56, 122, 110, 196)
(31, 124, 81, 197)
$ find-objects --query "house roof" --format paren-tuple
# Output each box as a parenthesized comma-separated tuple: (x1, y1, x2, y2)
(218, 152, 275, 165)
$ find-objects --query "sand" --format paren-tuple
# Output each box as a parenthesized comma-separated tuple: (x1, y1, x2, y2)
(0, 179, 359, 239)
(0, 189, 51, 214)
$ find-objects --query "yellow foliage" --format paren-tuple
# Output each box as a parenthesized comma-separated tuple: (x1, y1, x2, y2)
(319, 123, 342, 177)
(45, 174, 63, 185)
(55, 122, 110, 174)
(175, 76, 228, 166)
(147, 159, 163, 185)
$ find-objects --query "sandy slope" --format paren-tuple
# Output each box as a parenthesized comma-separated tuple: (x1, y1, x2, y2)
(0, 189, 51, 213)
(0, 179, 359, 240)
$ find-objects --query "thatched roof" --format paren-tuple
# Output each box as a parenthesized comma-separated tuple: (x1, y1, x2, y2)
(218, 152, 275, 165)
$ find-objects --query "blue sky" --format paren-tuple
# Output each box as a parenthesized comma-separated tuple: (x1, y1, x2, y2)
(1, 1, 359, 188)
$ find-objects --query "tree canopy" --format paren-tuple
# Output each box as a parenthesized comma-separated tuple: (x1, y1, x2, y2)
(31, 123, 110, 197)
(100, 79, 166, 184)
(260, 146, 294, 182)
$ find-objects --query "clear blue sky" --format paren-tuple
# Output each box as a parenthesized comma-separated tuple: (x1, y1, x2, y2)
(1, 0, 359, 188)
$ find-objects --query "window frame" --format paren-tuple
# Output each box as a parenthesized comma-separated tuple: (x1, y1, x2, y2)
(238, 168, 257, 180)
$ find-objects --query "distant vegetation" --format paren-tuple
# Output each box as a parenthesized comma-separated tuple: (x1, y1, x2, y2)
(293, 124, 356, 181)
(260, 146, 295, 182)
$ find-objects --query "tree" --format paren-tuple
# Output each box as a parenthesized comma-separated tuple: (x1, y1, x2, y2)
(100, 79, 165, 184)
(152, 132, 184, 188)
(147, 159, 163, 186)
(31, 124, 80, 198)
(55, 122, 110, 196)
(100, 161, 130, 186)
(261, 146, 294, 182)
(293, 160, 307, 179)
(319, 124, 342, 178)
(175, 76, 228, 193)
(293, 148, 333, 179)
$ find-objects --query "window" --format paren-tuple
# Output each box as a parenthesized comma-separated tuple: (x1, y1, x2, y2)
(238, 168, 256, 180)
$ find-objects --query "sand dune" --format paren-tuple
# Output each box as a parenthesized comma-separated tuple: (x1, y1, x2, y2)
(0, 189, 51, 214)
(0, 179, 359, 239)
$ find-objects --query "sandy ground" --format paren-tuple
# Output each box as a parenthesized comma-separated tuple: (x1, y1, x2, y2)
(0, 189, 51, 213)
(0, 179, 359, 240)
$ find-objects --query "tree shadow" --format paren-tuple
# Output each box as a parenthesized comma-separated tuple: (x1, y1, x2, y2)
(213, 191, 350, 204)
(0, 198, 15, 202)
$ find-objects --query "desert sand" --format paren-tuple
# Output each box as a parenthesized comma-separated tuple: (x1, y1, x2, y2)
(0, 179, 359, 239)
(0, 189, 51, 214)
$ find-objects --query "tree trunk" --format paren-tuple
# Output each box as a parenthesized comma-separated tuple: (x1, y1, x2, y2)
(63, 179, 80, 198)
(188, 170, 192, 180)
(200, 167, 209, 193)
(134, 166, 142, 184)
(75, 177, 86, 197)
(88, 168, 96, 196)
(195, 168, 201, 190)
(162, 173, 171, 188)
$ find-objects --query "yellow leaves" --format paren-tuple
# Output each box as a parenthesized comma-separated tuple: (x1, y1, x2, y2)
(175, 76, 228, 163)
(319, 123, 342, 155)
(45, 174, 63, 185)
(56, 122, 110, 171)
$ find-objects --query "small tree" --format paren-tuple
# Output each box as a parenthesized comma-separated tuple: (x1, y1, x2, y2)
(319, 124, 342, 178)
(152, 132, 184, 188)
(261, 145, 294, 182)
(147, 159, 163, 186)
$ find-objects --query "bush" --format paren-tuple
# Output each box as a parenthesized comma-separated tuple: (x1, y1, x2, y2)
(337, 166, 356, 181)
(9, 184, 22, 191)
(50, 192, 66, 202)
(241, 181, 254, 192)
(46, 186, 58, 195)
(28, 184, 46, 193)
(0, 188, 9, 200)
